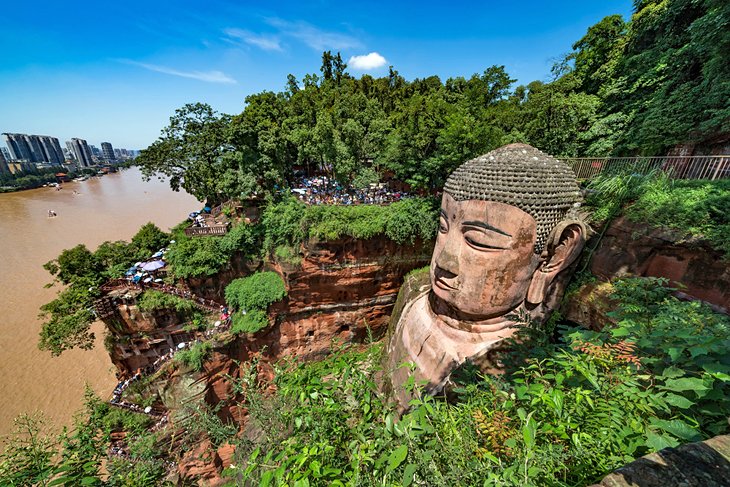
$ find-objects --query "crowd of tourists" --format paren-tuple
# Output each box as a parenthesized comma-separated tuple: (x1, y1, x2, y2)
(292, 176, 409, 205)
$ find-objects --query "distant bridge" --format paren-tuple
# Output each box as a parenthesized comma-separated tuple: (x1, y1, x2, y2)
(560, 155, 730, 181)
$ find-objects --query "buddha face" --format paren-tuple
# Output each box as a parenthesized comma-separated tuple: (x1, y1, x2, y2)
(430, 192, 541, 319)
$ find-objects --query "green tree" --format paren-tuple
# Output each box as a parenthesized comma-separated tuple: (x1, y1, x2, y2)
(131, 222, 170, 258)
(38, 279, 98, 355)
(44, 244, 102, 285)
(571, 14, 627, 95)
(94, 241, 137, 279)
(227, 91, 294, 197)
(136, 102, 231, 203)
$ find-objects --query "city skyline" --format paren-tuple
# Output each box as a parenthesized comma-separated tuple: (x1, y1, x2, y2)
(2, 132, 136, 163)
(1, 0, 633, 149)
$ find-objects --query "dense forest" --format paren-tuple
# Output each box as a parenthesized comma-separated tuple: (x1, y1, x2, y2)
(137, 0, 729, 203)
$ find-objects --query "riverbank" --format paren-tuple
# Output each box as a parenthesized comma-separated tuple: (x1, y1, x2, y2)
(0, 167, 199, 438)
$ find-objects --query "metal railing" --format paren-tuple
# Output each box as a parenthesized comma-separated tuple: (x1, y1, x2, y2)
(560, 155, 730, 181)
(184, 224, 228, 236)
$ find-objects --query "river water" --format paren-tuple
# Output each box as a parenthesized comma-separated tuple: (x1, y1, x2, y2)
(0, 167, 199, 437)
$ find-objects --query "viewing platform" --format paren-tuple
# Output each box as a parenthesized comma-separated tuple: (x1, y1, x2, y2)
(184, 199, 241, 237)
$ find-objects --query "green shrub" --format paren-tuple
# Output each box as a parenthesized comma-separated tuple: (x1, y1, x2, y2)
(137, 290, 196, 315)
(174, 341, 212, 372)
(306, 204, 388, 241)
(181, 404, 238, 448)
(262, 196, 439, 257)
(261, 196, 307, 255)
(165, 235, 230, 278)
(96, 404, 152, 436)
(586, 173, 730, 257)
(230, 309, 269, 335)
(625, 179, 730, 257)
(231, 277, 730, 486)
(384, 197, 440, 244)
(106, 456, 168, 486)
(219, 222, 258, 255)
(274, 245, 302, 265)
(224, 272, 286, 312)
(585, 169, 668, 223)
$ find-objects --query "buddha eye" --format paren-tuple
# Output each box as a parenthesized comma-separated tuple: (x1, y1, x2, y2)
(462, 227, 510, 251)
(438, 215, 448, 234)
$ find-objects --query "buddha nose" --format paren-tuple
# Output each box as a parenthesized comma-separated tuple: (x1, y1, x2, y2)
(435, 236, 460, 276)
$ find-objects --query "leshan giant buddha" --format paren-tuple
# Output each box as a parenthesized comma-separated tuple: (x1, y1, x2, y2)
(385, 143, 586, 405)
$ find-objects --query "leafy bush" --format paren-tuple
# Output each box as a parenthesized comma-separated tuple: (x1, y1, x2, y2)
(230, 277, 730, 486)
(95, 403, 152, 436)
(106, 456, 168, 486)
(174, 341, 212, 372)
(262, 195, 439, 256)
(137, 290, 197, 316)
(261, 196, 307, 255)
(182, 404, 238, 448)
(568, 277, 730, 439)
(384, 197, 440, 244)
(586, 173, 730, 257)
(585, 169, 668, 223)
(219, 222, 258, 255)
(166, 223, 259, 278)
(274, 245, 302, 265)
(94, 240, 138, 280)
(224, 272, 286, 312)
(165, 235, 230, 278)
(625, 178, 730, 257)
(230, 309, 269, 335)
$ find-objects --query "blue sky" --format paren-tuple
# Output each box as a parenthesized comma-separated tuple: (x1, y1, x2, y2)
(0, 1, 633, 150)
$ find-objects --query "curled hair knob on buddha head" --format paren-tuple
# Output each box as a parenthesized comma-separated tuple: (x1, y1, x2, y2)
(443, 143, 582, 254)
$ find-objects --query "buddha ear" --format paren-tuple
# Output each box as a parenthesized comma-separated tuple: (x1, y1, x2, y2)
(526, 220, 586, 305)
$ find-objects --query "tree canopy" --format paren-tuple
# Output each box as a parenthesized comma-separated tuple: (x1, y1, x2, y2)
(136, 4, 728, 202)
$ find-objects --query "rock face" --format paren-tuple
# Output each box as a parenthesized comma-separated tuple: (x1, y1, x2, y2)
(266, 236, 433, 360)
(592, 434, 730, 487)
(590, 216, 730, 312)
(561, 281, 618, 331)
(171, 236, 432, 481)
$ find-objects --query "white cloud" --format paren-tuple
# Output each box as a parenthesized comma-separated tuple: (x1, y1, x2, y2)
(223, 28, 283, 52)
(348, 52, 387, 70)
(122, 60, 236, 84)
(265, 17, 362, 51)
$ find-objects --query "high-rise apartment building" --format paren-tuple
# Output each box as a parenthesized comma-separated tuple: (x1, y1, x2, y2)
(38, 136, 64, 165)
(65, 141, 76, 161)
(0, 146, 8, 174)
(3, 133, 33, 161)
(2, 133, 64, 165)
(101, 142, 115, 161)
(69, 138, 94, 167)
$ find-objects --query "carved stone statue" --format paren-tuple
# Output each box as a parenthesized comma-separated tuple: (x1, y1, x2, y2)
(385, 143, 586, 405)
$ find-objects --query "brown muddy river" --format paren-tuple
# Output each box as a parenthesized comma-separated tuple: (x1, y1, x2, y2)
(0, 167, 199, 437)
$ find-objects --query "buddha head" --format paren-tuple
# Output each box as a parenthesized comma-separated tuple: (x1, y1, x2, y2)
(430, 143, 585, 323)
